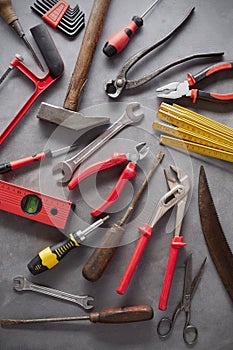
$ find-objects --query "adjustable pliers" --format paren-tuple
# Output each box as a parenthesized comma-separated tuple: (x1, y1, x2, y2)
(116, 165, 190, 304)
(157, 62, 233, 103)
(68, 142, 149, 217)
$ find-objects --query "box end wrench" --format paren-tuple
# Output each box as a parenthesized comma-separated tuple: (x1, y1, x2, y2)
(13, 276, 94, 310)
(53, 102, 145, 184)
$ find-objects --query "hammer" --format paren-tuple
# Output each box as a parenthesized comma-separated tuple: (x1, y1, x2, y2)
(37, 0, 111, 132)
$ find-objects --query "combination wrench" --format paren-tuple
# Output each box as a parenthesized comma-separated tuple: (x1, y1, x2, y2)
(13, 276, 94, 310)
(53, 102, 145, 184)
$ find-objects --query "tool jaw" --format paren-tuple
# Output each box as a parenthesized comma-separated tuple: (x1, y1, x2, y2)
(126, 142, 149, 163)
(105, 78, 126, 98)
(156, 80, 189, 99)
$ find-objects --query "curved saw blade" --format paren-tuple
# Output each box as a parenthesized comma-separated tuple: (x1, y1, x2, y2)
(198, 165, 233, 301)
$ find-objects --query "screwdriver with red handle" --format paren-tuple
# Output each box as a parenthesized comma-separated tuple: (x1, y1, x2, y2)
(0, 143, 79, 174)
(103, 0, 161, 57)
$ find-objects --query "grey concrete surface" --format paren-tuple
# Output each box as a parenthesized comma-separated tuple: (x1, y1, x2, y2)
(0, 0, 232, 349)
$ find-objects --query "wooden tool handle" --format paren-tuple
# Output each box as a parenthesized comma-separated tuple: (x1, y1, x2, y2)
(63, 0, 111, 111)
(82, 224, 125, 282)
(0, 0, 17, 24)
(89, 305, 154, 323)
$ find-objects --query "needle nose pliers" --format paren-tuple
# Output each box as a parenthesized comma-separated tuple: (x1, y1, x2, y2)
(68, 142, 149, 216)
(156, 62, 233, 103)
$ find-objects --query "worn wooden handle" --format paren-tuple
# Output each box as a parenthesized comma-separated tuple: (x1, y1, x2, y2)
(0, 0, 18, 24)
(82, 224, 125, 282)
(63, 0, 111, 111)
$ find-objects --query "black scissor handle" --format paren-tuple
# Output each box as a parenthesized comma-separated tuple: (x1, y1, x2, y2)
(157, 317, 174, 339)
(183, 324, 198, 345)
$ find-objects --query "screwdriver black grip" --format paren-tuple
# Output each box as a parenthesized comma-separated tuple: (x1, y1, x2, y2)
(30, 24, 64, 78)
(28, 235, 80, 275)
(103, 16, 143, 57)
(82, 224, 125, 282)
(0, 162, 11, 173)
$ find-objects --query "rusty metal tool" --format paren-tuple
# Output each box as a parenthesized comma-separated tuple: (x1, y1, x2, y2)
(198, 166, 233, 301)
(31, 0, 85, 37)
(0, 0, 44, 71)
(116, 166, 190, 296)
(37, 0, 111, 130)
(104, 7, 224, 99)
(13, 276, 94, 310)
(0, 305, 154, 325)
(53, 102, 144, 184)
(82, 151, 164, 282)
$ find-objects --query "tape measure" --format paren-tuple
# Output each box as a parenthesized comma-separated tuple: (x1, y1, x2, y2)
(0, 180, 74, 229)
(160, 135, 233, 162)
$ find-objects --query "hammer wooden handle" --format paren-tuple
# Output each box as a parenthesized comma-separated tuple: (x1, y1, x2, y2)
(0, 0, 17, 25)
(63, 0, 111, 111)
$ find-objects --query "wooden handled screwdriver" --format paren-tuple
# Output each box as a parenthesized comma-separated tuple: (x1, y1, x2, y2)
(82, 151, 164, 282)
(0, 0, 44, 71)
(0, 305, 154, 325)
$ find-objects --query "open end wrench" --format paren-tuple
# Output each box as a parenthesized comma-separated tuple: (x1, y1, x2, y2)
(53, 102, 144, 184)
(13, 276, 94, 310)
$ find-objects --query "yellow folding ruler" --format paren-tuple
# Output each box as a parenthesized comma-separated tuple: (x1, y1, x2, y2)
(153, 103, 233, 162)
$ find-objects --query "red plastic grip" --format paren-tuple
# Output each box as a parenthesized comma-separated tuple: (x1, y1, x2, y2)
(42, 0, 70, 28)
(106, 20, 139, 54)
(68, 153, 128, 190)
(91, 162, 136, 217)
(10, 152, 46, 170)
(116, 223, 153, 295)
(158, 236, 186, 311)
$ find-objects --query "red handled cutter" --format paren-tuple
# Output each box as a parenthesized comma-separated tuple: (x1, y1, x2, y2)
(68, 142, 149, 217)
(116, 165, 190, 310)
(156, 62, 233, 103)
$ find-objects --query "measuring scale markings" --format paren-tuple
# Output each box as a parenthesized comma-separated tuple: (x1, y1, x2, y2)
(0, 180, 74, 229)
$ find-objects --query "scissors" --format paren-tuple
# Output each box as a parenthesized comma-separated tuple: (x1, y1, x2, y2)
(157, 254, 206, 345)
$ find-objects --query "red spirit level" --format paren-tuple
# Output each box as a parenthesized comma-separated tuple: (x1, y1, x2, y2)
(0, 180, 74, 229)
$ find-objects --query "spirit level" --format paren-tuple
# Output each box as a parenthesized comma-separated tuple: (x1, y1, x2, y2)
(0, 180, 74, 229)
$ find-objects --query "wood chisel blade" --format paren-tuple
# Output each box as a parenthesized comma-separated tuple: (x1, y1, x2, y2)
(198, 165, 233, 301)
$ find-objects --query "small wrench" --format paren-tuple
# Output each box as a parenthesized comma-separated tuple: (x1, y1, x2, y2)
(53, 102, 144, 184)
(13, 276, 94, 310)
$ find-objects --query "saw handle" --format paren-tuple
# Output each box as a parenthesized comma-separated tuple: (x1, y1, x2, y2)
(116, 224, 153, 295)
(63, 0, 111, 111)
(158, 236, 186, 311)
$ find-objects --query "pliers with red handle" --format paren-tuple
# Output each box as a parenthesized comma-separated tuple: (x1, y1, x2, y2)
(68, 142, 149, 217)
(156, 62, 233, 103)
(116, 165, 190, 312)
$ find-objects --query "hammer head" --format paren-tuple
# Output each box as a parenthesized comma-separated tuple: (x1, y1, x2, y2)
(37, 103, 110, 131)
